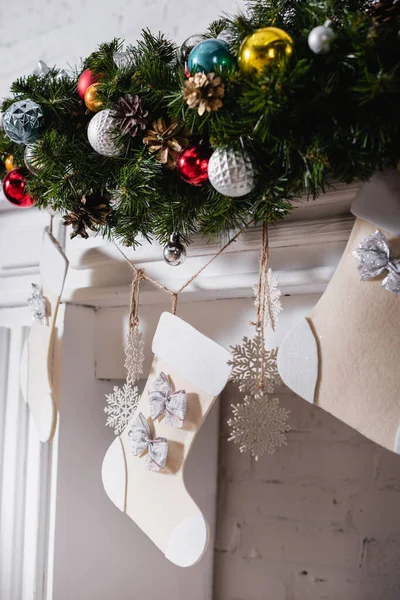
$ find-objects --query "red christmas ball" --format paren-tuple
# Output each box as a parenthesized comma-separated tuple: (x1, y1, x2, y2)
(3, 169, 35, 208)
(77, 68, 100, 100)
(176, 145, 211, 186)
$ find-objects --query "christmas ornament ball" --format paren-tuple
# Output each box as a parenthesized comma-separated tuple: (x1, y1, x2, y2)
(188, 39, 234, 75)
(84, 83, 103, 112)
(163, 233, 187, 266)
(87, 109, 121, 157)
(308, 24, 335, 54)
(77, 68, 100, 100)
(5, 155, 15, 172)
(3, 99, 44, 145)
(239, 27, 294, 75)
(24, 144, 42, 174)
(176, 145, 211, 186)
(3, 168, 35, 208)
(180, 34, 207, 65)
(208, 147, 256, 198)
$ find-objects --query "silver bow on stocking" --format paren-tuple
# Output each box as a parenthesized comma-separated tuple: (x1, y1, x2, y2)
(148, 372, 187, 428)
(353, 230, 400, 295)
(27, 283, 48, 325)
(128, 412, 168, 472)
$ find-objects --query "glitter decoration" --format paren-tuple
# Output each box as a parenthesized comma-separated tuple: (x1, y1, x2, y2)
(253, 268, 282, 331)
(228, 329, 280, 397)
(3, 99, 44, 145)
(87, 109, 122, 157)
(228, 393, 290, 460)
(124, 324, 145, 386)
(353, 229, 400, 295)
(128, 412, 168, 472)
(104, 382, 139, 435)
(208, 147, 256, 198)
(27, 283, 47, 325)
(148, 372, 187, 428)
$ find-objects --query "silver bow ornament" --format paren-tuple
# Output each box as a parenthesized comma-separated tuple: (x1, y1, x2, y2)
(148, 372, 187, 428)
(353, 230, 400, 295)
(128, 413, 168, 472)
(27, 283, 48, 325)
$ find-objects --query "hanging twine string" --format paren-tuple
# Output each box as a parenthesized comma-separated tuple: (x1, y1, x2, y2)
(255, 223, 270, 391)
(128, 268, 144, 329)
(113, 221, 251, 315)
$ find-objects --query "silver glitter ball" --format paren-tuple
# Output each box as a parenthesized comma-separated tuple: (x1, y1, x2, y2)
(87, 109, 121, 157)
(24, 143, 42, 174)
(217, 28, 235, 46)
(308, 24, 335, 55)
(208, 147, 256, 198)
(180, 34, 207, 64)
(3, 99, 44, 145)
(163, 234, 187, 266)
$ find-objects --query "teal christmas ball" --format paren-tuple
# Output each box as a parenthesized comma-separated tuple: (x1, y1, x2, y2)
(187, 39, 234, 74)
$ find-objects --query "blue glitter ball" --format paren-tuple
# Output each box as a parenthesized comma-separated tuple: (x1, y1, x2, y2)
(187, 39, 234, 75)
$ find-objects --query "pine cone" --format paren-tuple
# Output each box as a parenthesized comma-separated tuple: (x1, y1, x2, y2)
(143, 118, 190, 169)
(183, 72, 225, 116)
(63, 193, 112, 239)
(368, 0, 400, 26)
(113, 94, 149, 137)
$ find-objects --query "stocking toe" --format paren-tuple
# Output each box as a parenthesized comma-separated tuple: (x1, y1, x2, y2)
(277, 317, 318, 404)
(102, 437, 127, 512)
(165, 514, 208, 567)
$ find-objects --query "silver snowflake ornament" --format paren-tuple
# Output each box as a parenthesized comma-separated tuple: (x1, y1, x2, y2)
(27, 283, 47, 325)
(228, 329, 280, 397)
(254, 268, 282, 331)
(124, 325, 145, 386)
(228, 393, 290, 460)
(104, 382, 140, 436)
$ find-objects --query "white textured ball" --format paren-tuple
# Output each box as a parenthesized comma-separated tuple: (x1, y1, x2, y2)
(208, 148, 256, 198)
(308, 25, 335, 55)
(87, 109, 121, 157)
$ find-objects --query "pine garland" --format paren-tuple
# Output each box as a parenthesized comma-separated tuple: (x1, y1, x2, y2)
(1, 0, 400, 246)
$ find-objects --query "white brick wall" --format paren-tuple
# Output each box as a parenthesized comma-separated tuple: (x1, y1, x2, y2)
(216, 383, 400, 600)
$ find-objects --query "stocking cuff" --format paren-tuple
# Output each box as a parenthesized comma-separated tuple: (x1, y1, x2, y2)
(351, 170, 400, 235)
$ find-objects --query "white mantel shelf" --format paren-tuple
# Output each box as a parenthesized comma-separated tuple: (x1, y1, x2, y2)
(0, 182, 360, 308)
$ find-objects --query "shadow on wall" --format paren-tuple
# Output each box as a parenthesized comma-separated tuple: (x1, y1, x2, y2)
(215, 382, 400, 600)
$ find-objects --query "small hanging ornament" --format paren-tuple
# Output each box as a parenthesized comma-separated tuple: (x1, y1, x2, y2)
(24, 144, 43, 174)
(308, 20, 335, 54)
(187, 38, 234, 75)
(180, 34, 207, 65)
(87, 109, 122, 157)
(239, 27, 294, 75)
(208, 147, 256, 197)
(84, 83, 103, 112)
(163, 233, 187, 266)
(124, 269, 145, 385)
(62, 193, 111, 239)
(3, 168, 36, 208)
(176, 145, 211, 186)
(5, 155, 15, 172)
(112, 94, 149, 136)
(183, 72, 225, 115)
(143, 118, 190, 170)
(77, 68, 100, 100)
(3, 99, 44, 145)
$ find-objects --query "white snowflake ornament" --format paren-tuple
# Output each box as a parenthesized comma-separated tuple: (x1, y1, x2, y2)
(228, 393, 290, 460)
(254, 268, 282, 331)
(124, 324, 145, 386)
(104, 383, 140, 436)
(228, 329, 280, 397)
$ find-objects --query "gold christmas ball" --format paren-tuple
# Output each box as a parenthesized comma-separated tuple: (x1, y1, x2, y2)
(5, 155, 15, 171)
(239, 27, 294, 75)
(84, 83, 103, 112)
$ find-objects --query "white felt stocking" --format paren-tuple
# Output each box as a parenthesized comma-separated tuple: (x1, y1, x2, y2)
(22, 229, 69, 442)
(278, 171, 400, 453)
(101, 312, 231, 567)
